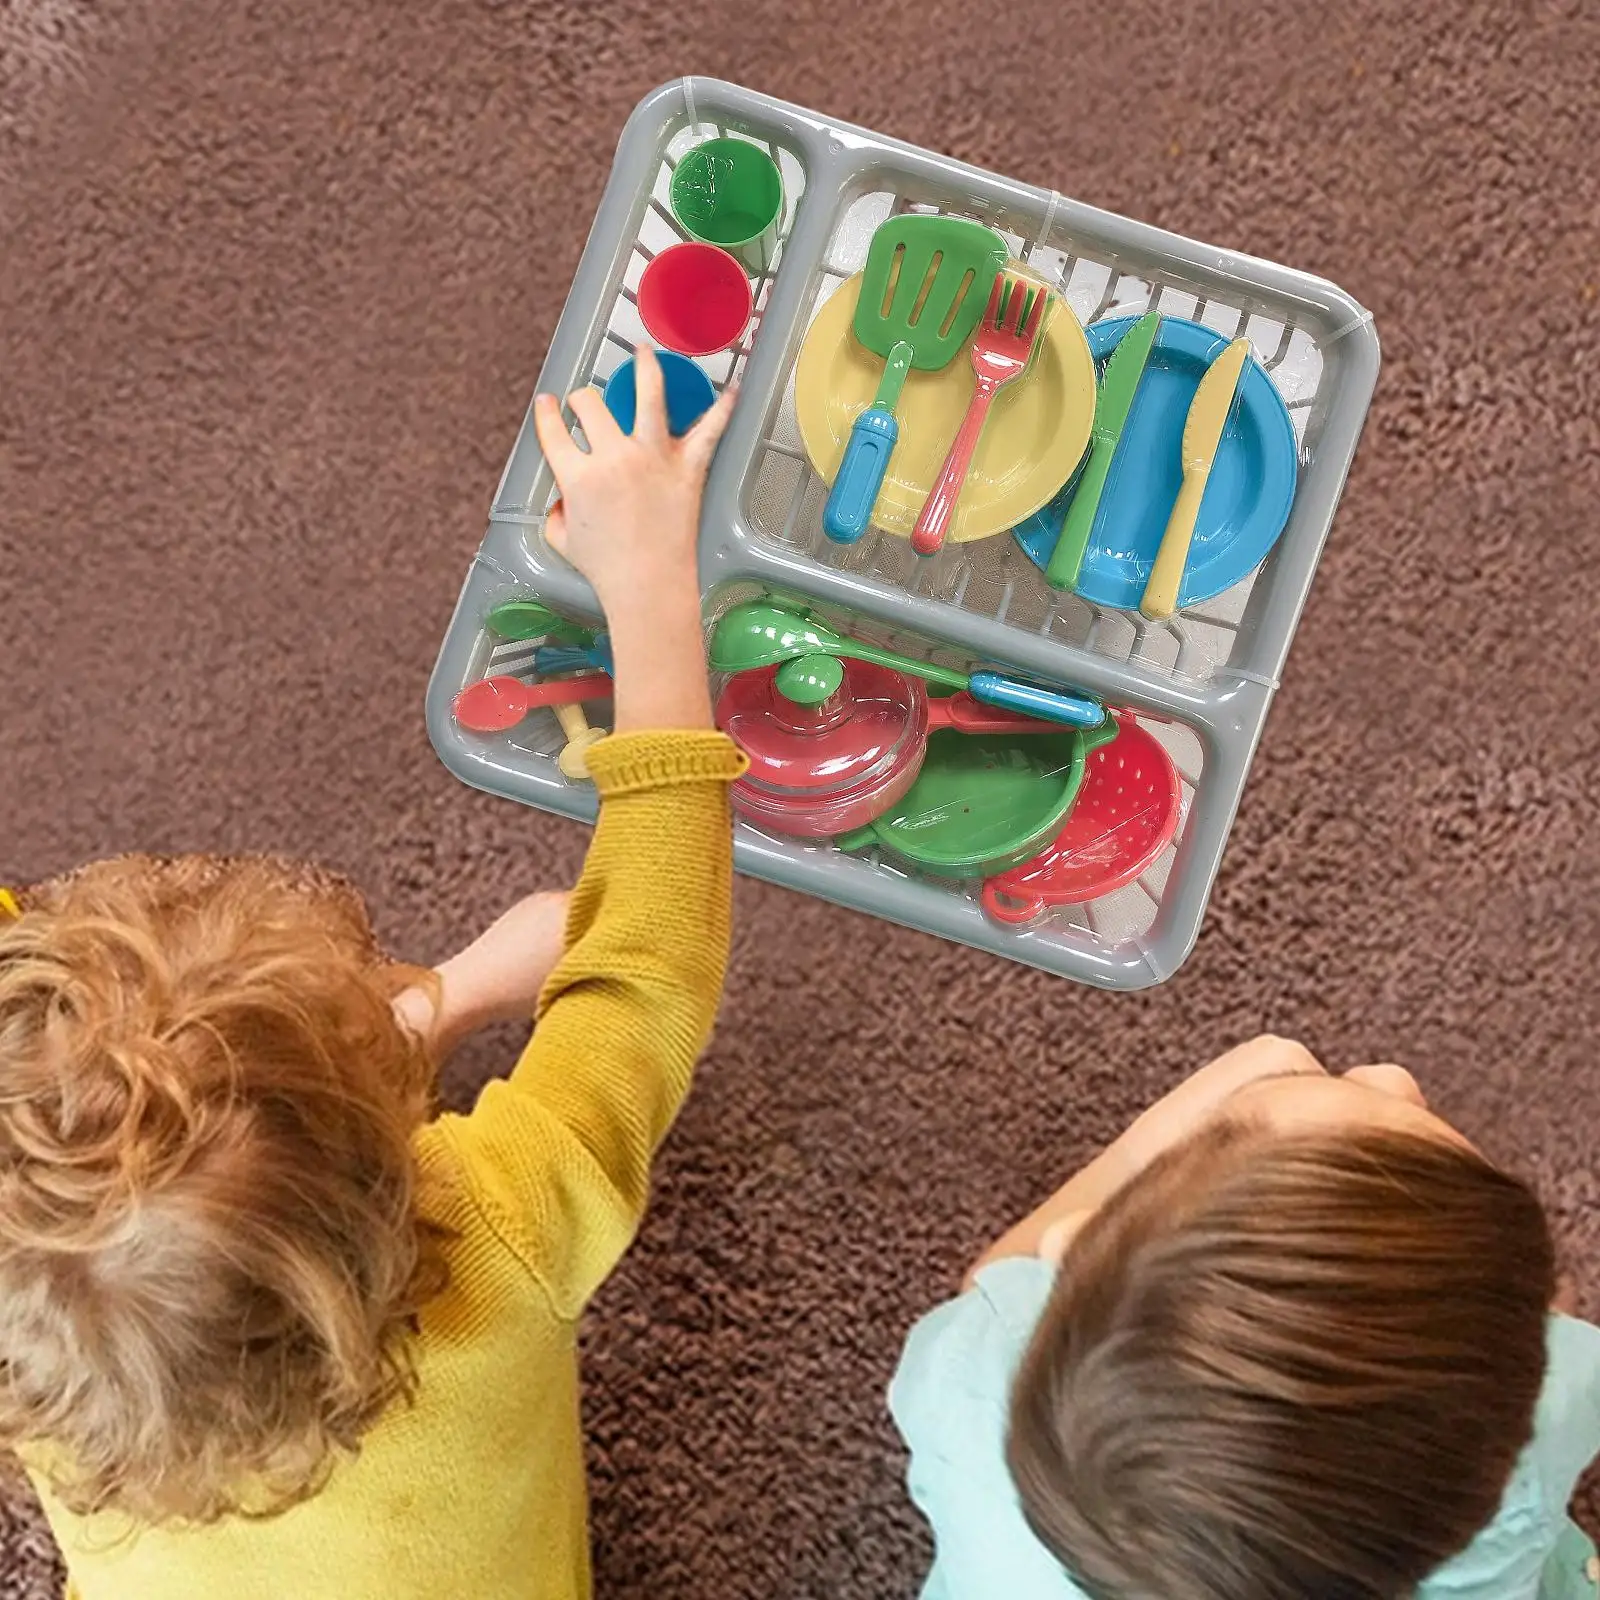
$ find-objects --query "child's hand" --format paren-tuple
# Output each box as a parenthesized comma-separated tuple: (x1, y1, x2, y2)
(966, 1036, 1328, 1284)
(532, 347, 736, 733)
(533, 349, 735, 615)
(441, 890, 573, 1026)
(395, 891, 572, 1059)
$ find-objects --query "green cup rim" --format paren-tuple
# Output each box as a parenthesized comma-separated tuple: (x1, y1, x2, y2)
(670, 137, 783, 250)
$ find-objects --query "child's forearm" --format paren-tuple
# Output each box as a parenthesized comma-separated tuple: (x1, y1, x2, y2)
(604, 578, 711, 734)
(967, 1079, 1244, 1280)
(467, 734, 742, 1309)
(967, 1145, 1138, 1283)
(392, 893, 572, 1062)
(969, 1037, 1330, 1283)
(392, 960, 525, 1063)
(966, 1086, 1216, 1279)
(394, 953, 541, 1062)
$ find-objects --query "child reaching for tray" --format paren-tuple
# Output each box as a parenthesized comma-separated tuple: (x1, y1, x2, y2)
(0, 348, 744, 1600)
(892, 1035, 1600, 1600)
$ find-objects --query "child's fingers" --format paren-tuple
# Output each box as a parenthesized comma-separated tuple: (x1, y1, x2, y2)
(545, 499, 568, 554)
(631, 345, 669, 443)
(566, 386, 625, 452)
(681, 383, 739, 473)
(533, 394, 584, 485)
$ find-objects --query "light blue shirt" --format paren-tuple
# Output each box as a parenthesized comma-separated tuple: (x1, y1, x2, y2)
(890, 1258, 1600, 1600)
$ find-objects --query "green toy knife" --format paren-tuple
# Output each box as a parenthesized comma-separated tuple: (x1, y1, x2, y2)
(1045, 310, 1161, 591)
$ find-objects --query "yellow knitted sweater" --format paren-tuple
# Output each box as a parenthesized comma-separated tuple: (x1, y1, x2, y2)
(23, 729, 746, 1600)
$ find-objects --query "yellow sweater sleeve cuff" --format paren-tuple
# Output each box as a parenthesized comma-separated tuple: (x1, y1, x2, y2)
(585, 729, 747, 797)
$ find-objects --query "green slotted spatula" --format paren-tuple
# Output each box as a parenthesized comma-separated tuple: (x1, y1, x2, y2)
(821, 214, 1008, 545)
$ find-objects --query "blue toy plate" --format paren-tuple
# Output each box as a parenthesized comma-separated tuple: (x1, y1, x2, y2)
(1013, 316, 1299, 611)
(602, 351, 715, 437)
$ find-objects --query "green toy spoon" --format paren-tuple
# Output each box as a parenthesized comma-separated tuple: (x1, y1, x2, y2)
(484, 599, 594, 646)
(709, 600, 1105, 729)
(710, 601, 969, 691)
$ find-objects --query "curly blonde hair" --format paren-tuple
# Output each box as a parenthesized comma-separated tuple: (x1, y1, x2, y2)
(0, 855, 447, 1524)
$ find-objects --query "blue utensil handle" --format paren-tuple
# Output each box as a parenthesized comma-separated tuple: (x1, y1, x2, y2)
(968, 672, 1105, 730)
(535, 636, 610, 676)
(823, 407, 899, 544)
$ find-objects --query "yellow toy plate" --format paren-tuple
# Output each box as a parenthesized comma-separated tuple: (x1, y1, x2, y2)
(794, 273, 1097, 544)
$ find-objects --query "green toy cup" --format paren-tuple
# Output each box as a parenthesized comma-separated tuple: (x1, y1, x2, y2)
(670, 137, 784, 275)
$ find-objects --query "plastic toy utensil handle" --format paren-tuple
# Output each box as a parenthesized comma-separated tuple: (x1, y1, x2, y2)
(966, 673, 1105, 730)
(911, 376, 1000, 556)
(1141, 474, 1205, 620)
(554, 702, 606, 781)
(823, 408, 899, 544)
(519, 673, 612, 705)
(1045, 437, 1116, 591)
(926, 693, 1061, 736)
(535, 636, 612, 676)
(836, 640, 969, 693)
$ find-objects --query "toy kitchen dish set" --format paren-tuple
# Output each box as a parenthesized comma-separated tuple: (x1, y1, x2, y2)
(427, 79, 1380, 990)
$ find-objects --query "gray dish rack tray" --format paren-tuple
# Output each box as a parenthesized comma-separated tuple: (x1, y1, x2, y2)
(426, 77, 1380, 990)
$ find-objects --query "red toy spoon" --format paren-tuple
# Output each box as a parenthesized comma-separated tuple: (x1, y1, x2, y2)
(452, 673, 613, 734)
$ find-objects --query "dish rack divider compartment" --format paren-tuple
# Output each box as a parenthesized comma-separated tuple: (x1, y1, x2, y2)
(428, 78, 1379, 989)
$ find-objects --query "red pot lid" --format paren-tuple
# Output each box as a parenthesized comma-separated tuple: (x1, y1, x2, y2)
(716, 661, 924, 793)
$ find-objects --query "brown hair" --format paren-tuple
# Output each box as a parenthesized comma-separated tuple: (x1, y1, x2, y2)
(1007, 1119, 1555, 1600)
(0, 855, 447, 1524)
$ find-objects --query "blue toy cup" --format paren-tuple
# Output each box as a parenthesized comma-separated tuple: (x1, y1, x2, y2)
(602, 351, 716, 437)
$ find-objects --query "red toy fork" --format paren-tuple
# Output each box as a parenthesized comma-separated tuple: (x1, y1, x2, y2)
(910, 275, 1047, 557)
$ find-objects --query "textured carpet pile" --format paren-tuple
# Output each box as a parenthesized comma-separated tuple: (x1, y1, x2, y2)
(2, 1, 1598, 1594)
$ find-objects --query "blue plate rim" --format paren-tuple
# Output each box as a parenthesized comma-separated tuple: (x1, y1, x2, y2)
(1014, 314, 1299, 611)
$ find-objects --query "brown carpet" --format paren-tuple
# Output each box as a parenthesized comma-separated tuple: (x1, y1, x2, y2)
(3, 0, 1599, 1593)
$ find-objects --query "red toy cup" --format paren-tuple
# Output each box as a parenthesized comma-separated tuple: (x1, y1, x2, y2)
(638, 242, 753, 357)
